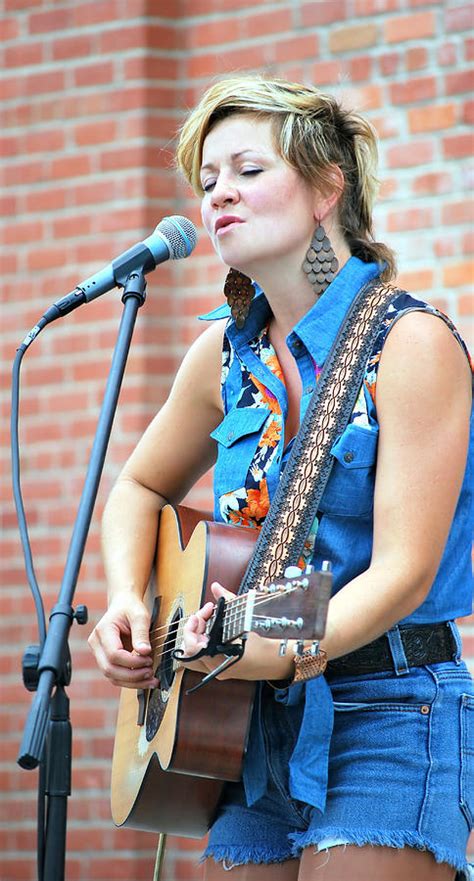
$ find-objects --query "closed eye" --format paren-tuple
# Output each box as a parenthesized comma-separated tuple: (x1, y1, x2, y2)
(202, 168, 263, 193)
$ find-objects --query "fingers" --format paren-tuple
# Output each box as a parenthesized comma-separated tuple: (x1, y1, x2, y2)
(180, 587, 236, 662)
(210, 581, 235, 601)
(130, 625, 152, 655)
(91, 634, 157, 688)
(90, 636, 159, 689)
(88, 598, 159, 690)
(182, 611, 210, 657)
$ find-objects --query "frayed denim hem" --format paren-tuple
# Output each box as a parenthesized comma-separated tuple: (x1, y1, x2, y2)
(289, 826, 471, 877)
(201, 845, 295, 868)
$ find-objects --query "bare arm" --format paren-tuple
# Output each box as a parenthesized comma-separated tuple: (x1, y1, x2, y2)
(301, 313, 469, 669)
(183, 312, 472, 680)
(88, 319, 225, 686)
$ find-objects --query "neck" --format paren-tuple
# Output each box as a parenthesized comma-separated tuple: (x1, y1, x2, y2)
(252, 243, 352, 339)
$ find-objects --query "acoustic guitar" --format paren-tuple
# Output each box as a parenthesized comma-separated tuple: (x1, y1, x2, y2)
(111, 504, 331, 837)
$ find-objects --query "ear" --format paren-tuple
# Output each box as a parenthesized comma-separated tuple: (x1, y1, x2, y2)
(312, 165, 344, 223)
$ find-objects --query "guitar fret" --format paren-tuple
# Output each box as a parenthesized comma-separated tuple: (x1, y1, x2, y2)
(223, 595, 246, 643)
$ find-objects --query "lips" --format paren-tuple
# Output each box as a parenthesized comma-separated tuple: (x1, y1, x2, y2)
(215, 215, 243, 234)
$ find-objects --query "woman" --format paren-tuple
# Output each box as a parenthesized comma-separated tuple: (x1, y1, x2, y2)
(89, 77, 473, 880)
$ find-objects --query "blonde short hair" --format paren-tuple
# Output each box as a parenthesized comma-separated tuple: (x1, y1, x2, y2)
(176, 75, 395, 280)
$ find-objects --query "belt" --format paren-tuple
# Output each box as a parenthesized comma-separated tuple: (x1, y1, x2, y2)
(326, 623, 457, 677)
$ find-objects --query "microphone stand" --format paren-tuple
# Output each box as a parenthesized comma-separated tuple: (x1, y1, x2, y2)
(17, 270, 147, 881)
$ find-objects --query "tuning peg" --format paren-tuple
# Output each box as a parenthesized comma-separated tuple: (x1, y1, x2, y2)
(322, 560, 332, 572)
(284, 565, 303, 579)
(294, 640, 304, 656)
(279, 639, 288, 656)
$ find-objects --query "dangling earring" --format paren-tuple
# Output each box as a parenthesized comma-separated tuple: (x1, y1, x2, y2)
(224, 268, 254, 329)
(302, 224, 339, 298)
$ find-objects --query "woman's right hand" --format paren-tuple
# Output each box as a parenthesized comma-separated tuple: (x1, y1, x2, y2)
(88, 594, 159, 689)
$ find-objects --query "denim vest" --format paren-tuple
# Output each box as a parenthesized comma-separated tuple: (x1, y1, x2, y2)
(200, 256, 473, 810)
(201, 256, 473, 622)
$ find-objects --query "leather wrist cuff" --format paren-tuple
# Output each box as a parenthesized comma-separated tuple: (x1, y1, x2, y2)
(293, 647, 328, 682)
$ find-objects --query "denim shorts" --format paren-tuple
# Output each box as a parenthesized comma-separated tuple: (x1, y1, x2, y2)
(203, 658, 474, 878)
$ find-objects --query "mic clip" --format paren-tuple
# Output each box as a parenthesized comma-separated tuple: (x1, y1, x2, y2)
(121, 269, 147, 305)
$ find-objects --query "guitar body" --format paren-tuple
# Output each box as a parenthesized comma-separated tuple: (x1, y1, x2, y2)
(111, 505, 258, 837)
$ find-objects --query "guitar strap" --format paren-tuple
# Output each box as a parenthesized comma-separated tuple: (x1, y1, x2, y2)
(237, 277, 405, 595)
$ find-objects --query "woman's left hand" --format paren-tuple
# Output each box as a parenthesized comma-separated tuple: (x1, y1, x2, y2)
(180, 582, 294, 682)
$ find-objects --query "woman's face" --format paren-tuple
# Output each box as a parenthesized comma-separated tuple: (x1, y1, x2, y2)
(200, 114, 319, 278)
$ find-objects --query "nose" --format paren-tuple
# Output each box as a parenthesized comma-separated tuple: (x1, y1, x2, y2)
(210, 174, 240, 209)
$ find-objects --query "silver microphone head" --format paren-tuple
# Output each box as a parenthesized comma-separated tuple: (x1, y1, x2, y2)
(156, 215, 198, 259)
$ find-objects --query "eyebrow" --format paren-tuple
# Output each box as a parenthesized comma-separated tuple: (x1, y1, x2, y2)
(200, 149, 264, 174)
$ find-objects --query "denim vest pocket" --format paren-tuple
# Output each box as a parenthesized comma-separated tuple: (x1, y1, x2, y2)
(211, 407, 270, 498)
(460, 693, 474, 829)
(319, 423, 379, 517)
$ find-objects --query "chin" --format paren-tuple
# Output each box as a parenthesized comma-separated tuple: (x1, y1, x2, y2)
(216, 247, 258, 276)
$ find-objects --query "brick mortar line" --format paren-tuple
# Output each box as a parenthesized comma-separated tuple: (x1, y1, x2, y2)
(174, 34, 470, 64)
(9, 14, 183, 37)
(1, 848, 160, 857)
(1, 53, 185, 76)
(169, 4, 455, 31)
(0, 82, 189, 107)
(0, 148, 178, 164)
(0, 117, 183, 139)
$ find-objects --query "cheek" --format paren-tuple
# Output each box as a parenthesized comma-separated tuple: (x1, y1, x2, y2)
(255, 179, 313, 220)
(201, 200, 213, 237)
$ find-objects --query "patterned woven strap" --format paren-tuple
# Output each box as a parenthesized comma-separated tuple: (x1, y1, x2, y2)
(238, 279, 403, 595)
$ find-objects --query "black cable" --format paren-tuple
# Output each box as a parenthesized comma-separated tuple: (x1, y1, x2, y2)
(11, 336, 48, 881)
(10, 344, 47, 646)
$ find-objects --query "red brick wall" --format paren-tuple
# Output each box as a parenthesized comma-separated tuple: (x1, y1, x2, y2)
(1, 2, 472, 879)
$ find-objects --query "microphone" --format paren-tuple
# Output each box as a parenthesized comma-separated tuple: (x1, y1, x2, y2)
(40, 215, 197, 327)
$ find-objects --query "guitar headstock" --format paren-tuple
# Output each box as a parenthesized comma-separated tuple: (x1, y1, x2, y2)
(222, 564, 332, 644)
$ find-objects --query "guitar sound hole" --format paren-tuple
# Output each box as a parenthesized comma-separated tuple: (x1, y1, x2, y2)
(145, 608, 183, 742)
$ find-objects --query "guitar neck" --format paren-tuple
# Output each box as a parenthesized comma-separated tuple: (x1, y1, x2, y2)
(172, 571, 331, 671)
(205, 571, 330, 645)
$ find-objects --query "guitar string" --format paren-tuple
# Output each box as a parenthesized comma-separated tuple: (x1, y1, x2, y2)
(148, 600, 302, 656)
(149, 606, 301, 652)
(147, 592, 266, 638)
(149, 611, 302, 664)
(147, 594, 307, 665)
(149, 600, 304, 656)
(147, 586, 304, 639)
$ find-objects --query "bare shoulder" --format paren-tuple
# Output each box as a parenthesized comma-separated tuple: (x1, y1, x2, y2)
(169, 318, 227, 412)
(186, 316, 227, 358)
(377, 309, 472, 397)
